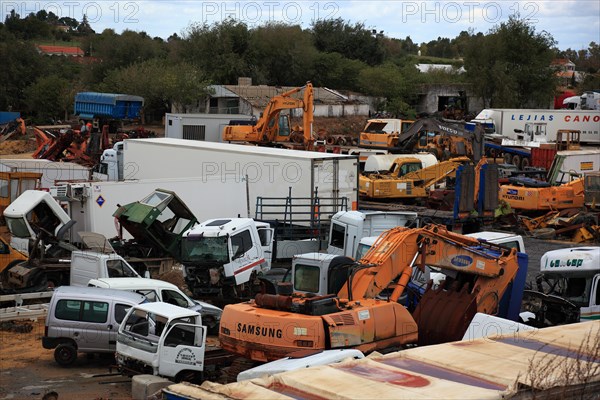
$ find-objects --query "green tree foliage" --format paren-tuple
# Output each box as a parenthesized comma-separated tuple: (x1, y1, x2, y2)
(24, 75, 73, 122)
(180, 19, 251, 84)
(0, 30, 46, 111)
(81, 29, 167, 84)
(100, 59, 211, 118)
(311, 52, 365, 90)
(560, 42, 600, 73)
(358, 63, 420, 116)
(464, 15, 557, 108)
(311, 18, 384, 65)
(247, 22, 317, 85)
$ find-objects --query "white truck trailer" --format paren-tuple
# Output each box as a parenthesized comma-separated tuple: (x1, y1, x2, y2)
(120, 138, 359, 223)
(0, 158, 91, 190)
(472, 109, 600, 144)
(50, 176, 249, 244)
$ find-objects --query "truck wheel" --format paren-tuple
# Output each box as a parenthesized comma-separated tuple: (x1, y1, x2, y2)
(503, 153, 512, 164)
(512, 155, 521, 168)
(54, 343, 77, 366)
(520, 157, 530, 169)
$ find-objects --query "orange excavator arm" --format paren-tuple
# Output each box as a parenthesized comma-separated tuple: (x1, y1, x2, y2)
(339, 224, 519, 316)
(222, 82, 314, 147)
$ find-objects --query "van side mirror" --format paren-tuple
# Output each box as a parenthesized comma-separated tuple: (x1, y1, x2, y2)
(144, 271, 151, 279)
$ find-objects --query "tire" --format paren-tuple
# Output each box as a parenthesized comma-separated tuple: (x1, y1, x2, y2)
(520, 157, 530, 169)
(512, 154, 521, 168)
(503, 153, 512, 164)
(54, 343, 77, 366)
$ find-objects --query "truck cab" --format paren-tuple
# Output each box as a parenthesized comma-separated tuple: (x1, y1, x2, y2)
(327, 211, 419, 258)
(116, 302, 207, 382)
(523, 247, 600, 326)
(181, 218, 274, 297)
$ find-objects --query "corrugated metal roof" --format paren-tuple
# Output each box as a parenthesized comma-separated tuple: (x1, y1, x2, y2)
(220, 85, 361, 108)
(163, 321, 600, 399)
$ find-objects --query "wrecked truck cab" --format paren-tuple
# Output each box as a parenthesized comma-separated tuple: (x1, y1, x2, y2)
(4, 190, 73, 240)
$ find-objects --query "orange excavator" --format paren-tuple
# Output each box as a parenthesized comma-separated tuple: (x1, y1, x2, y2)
(218, 224, 525, 362)
(222, 82, 315, 149)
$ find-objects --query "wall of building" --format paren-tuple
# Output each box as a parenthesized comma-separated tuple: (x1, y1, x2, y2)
(164, 113, 253, 142)
(416, 84, 484, 115)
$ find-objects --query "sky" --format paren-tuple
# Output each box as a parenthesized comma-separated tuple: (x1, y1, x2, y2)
(3, 1, 599, 50)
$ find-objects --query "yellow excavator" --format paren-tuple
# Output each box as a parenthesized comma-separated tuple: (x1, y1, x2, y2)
(218, 224, 525, 362)
(222, 82, 315, 149)
(359, 156, 471, 200)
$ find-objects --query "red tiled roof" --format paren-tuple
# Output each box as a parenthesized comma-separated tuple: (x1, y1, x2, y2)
(37, 45, 84, 56)
(551, 58, 574, 66)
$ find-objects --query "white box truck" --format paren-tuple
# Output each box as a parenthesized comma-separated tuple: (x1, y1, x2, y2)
(120, 138, 359, 222)
(0, 158, 91, 190)
(472, 109, 600, 144)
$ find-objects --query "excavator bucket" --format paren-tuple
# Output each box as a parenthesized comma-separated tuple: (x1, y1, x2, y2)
(412, 281, 478, 346)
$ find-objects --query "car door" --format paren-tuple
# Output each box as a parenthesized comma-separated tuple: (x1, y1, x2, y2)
(110, 302, 136, 348)
(80, 300, 111, 351)
(158, 321, 206, 378)
(227, 229, 262, 285)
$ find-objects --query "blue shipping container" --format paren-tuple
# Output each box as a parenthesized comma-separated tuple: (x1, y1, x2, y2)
(74, 92, 144, 119)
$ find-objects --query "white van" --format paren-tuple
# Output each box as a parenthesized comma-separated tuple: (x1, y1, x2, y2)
(43, 286, 147, 366)
(69, 250, 140, 287)
(87, 277, 222, 332)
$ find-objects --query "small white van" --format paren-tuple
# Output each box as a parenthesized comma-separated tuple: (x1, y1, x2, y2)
(87, 277, 222, 332)
(43, 286, 147, 366)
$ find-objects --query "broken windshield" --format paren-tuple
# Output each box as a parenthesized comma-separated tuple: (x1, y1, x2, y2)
(181, 235, 229, 263)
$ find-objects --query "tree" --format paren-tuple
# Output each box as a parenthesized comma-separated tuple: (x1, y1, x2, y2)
(311, 18, 384, 65)
(24, 75, 73, 122)
(100, 59, 212, 120)
(247, 22, 317, 85)
(464, 15, 557, 108)
(180, 19, 251, 84)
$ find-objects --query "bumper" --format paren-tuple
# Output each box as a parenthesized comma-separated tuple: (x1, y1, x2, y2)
(42, 336, 60, 349)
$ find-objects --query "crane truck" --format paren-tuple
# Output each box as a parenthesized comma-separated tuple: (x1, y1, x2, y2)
(218, 224, 527, 362)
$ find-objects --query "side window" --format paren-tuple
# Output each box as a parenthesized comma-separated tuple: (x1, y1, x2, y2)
(257, 228, 272, 247)
(55, 299, 82, 321)
(136, 289, 157, 302)
(164, 324, 202, 348)
(115, 303, 133, 324)
(162, 289, 189, 308)
(82, 301, 109, 323)
(330, 223, 346, 248)
(595, 277, 600, 306)
(231, 230, 253, 258)
(107, 259, 137, 278)
(55, 300, 108, 323)
(0, 240, 8, 254)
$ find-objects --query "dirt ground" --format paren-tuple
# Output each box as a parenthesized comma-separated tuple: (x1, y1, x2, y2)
(0, 319, 131, 400)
